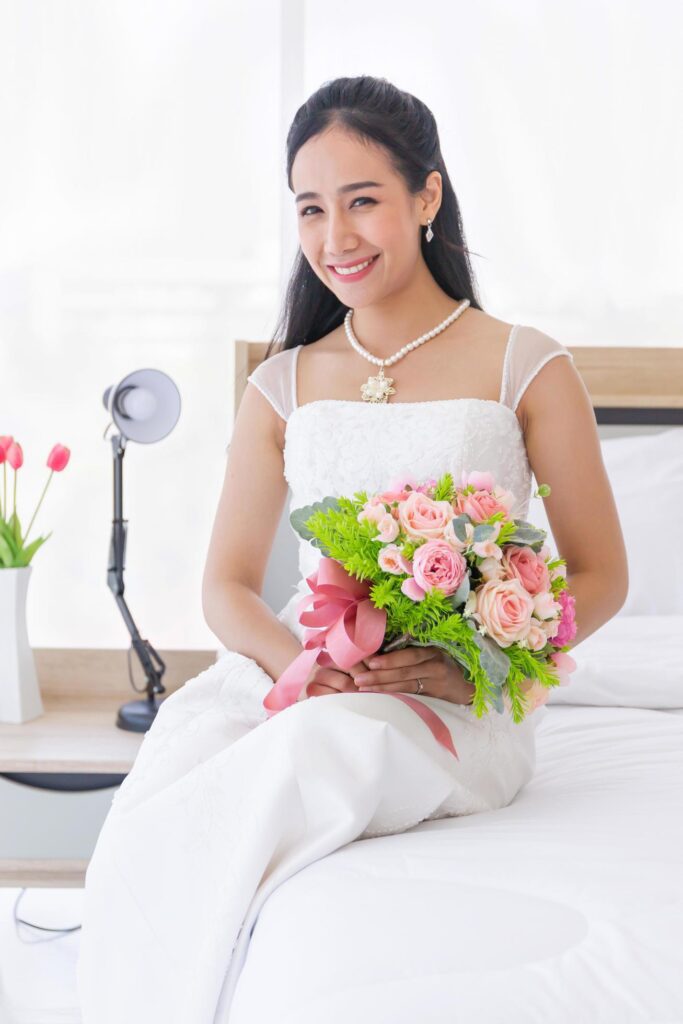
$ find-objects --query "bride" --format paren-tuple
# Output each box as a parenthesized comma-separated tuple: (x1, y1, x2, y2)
(77, 75, 628, 1022)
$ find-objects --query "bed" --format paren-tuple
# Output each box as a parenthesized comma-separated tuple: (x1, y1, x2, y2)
(1, 342, 682, 1023)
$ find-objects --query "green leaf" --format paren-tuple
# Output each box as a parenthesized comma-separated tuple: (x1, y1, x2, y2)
(0, 519, 19, 562)
(472, 522, 496, 542)
(450, 514, 471, 543)
(506, 518, 547, 551)
(290, 496, 341, 541)
(0, 531, 13, 566)
(16, 534, 50, 567)
(448, 574, 470, 609)
(9, 512, 23, 547)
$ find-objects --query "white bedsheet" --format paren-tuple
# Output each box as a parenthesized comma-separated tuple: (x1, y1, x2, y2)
(2, 704, 682, 1023)
(227, 705, 683, 1024)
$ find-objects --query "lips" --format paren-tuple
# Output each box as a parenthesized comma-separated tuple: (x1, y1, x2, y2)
(327, 254, 380, 269)
(327, 254, 381, 283)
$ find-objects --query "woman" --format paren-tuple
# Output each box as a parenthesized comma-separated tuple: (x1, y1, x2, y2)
(77, 75, 628, 1022)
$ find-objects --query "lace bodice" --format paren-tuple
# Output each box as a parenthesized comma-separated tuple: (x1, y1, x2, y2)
(246, 322, 574, 629)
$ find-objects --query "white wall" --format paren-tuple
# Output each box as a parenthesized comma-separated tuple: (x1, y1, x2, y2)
(0, 0, 284, 651)
(300, 0, 683, 345)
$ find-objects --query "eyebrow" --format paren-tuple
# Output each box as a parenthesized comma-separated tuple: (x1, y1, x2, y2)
(294, 180, 384, 203)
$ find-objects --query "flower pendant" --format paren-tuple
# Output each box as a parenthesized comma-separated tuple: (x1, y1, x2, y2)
(360, 365, 397, 403)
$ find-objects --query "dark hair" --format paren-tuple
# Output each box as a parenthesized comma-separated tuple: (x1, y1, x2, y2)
(265, 75, 483, 360)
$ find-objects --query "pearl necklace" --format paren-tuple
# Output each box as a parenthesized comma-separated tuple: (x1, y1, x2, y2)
(344, 298, 471, 403)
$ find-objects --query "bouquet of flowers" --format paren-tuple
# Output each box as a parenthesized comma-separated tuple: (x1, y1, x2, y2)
(264, 469, 577, 758)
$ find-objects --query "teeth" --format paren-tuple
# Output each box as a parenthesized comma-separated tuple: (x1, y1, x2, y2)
(334, 256, 375, 275)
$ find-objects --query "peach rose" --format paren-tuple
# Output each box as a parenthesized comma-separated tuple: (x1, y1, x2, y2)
(519, 677, 551, 712)
(532, 591, 561, 621)
(478, 555, 506, 582)
(502, 545, 551, 596)
(398, 491, 454, 541)
(472, 577, 535, 647)
(412, 540, 467, 596)
(541, 617, 561, 641)
(378, 544, 413, 575)
(520, 621, 549, 652)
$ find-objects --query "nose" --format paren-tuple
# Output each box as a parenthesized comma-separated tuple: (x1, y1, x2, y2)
(324, 208, 358, 262)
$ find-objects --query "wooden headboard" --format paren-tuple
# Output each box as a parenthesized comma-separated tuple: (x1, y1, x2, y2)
(234, 341, 683, 426)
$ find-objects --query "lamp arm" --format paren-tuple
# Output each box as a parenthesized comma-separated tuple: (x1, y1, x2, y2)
(107, 435, 167, 700)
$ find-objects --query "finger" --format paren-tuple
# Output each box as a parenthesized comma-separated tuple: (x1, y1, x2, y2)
(364, 647, 437, 673)
(354, 660, 434, 688)
(357, 680, 427, 694)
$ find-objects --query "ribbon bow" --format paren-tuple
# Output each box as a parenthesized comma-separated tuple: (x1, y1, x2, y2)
(263, 557, 458, 760)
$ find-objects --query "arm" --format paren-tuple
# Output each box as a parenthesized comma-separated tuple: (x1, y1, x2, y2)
(518, 351, 629, 648)
(201, 378, 304, 684)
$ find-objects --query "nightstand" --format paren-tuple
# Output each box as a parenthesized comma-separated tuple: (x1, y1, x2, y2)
(0, 647, 216, 888)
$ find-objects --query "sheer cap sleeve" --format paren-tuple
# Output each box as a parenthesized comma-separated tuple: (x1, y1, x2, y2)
(501, 324, 574, 414)
(246, 344, 300, 422)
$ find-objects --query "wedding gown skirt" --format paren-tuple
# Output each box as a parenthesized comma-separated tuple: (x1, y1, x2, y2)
(76, 631, 542, 1024)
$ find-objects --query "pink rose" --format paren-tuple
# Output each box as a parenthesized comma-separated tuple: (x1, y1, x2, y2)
(378, 544, 413, 575)
(549, 649, 577, 686)
(473, 577, 535, 647)
(412, 540, 467, 596)
(375, 513, 399, 543)
(460, 470, 495, 491)
(377, 474, 427, 503)
(502, 545, 551, 596)
(398, 491, 454, 541)
(357, 496, 387, 524)
(454, 488, 507, 525)
(552, 589, 577, 646)
(401, 576, 426, 602)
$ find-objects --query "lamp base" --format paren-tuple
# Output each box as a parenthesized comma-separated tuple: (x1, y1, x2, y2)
(116, 697, 163, 733)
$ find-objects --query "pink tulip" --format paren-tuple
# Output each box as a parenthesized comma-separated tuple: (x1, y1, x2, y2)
(0, 435, 14, 460)
(47, 444, 71, 472)
(3, 438, 72, 550)
(6, 441, 23, 469)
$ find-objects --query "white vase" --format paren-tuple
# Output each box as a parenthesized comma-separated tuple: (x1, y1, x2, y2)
(0, 565, 44, 723)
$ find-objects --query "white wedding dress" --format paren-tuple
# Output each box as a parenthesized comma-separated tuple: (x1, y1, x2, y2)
(77, 322, 574, 1023)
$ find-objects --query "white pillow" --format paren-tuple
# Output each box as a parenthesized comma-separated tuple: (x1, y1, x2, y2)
(526, 426, 683, 616)
(547, 613, 683, 708)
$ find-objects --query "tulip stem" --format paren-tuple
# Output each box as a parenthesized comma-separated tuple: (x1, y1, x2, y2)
(21, 470, 53, 547)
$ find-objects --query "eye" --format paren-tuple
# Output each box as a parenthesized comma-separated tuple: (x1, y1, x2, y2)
(299, 196, 377, 218)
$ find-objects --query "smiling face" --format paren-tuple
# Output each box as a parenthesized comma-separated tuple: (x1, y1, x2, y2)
(291, 124, 441, 308)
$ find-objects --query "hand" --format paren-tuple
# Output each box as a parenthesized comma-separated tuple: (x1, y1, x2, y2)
(346, 646, 476, 706)
(303, 661, 359, 699)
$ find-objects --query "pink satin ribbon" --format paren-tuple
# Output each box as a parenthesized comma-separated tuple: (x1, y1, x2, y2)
(263, 557, 459, 760)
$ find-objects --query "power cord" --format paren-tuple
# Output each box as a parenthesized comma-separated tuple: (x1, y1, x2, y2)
(12, 888, 81, 944)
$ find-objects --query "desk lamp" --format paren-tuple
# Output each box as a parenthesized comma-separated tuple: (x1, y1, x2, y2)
(102, 368, 181, 732)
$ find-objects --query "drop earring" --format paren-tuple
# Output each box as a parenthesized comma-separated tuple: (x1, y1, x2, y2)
(425, 218, 434, 243)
